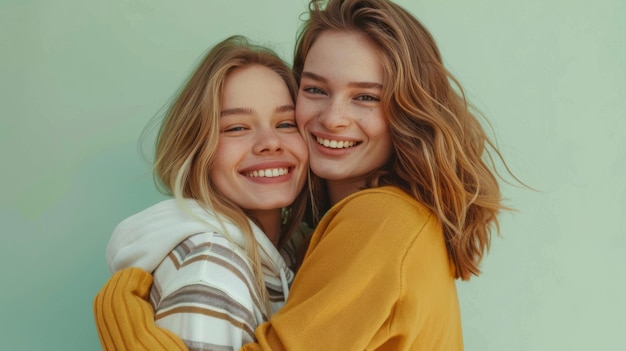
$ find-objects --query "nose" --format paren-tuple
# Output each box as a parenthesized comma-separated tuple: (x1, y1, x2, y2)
(253, 127, 283, 154)
(318, 98, 350, 130)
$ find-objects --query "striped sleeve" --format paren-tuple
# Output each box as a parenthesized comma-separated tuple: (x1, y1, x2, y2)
(151, 232, 266, 351)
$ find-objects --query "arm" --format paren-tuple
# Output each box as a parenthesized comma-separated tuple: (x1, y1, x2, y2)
(93, 267, 188, 351)
(152, 233, 263, 350)
(94, 232, 264, 350)
(241, 190, 425, 351)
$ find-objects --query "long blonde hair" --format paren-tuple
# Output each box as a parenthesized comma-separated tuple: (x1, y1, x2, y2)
(295, 0, 513, 280)
(151, 35, 308, 314)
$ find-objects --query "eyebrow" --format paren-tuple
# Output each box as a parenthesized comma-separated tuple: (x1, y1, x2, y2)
(220, 107, 252, 117)
(301, 71, 383, 90)
(220, 104, 294, 117)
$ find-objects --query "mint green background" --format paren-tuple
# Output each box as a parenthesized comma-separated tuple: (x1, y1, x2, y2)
(1, 0, 624, 349)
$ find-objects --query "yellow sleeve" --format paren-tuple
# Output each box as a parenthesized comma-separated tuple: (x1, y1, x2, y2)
(241, 189, 427, 351)
(93, 267, 188, 351)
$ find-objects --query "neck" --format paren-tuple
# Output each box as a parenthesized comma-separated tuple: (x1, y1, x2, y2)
(326, 178, 366, 206)
(247, 208, 282, 246)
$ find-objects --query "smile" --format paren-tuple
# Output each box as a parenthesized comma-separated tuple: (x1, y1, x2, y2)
(244, 168, 290, 178)
(316, 137, 359, 149)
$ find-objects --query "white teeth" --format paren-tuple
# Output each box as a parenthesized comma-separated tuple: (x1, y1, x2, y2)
(246, 168, 289, 178)
(317, 137, 356, 149)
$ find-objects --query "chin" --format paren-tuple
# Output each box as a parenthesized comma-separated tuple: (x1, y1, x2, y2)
(310, 167, 346, 180)
(259, 198, 297, 209)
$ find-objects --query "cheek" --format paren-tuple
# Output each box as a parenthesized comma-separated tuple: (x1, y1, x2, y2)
(295, 100, 316, 127)
(208, 155, 226, 185)
(215, 139, 244, 159)
(210, 142, 236, 179)
(286, 134, 309, 163)
(369, 112, 391, 139)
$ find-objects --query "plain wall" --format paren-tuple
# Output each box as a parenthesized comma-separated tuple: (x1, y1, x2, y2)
(1, 0, 624, 349)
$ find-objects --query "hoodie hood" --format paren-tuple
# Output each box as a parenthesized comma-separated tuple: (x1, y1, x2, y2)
(106, 198, 293, 298)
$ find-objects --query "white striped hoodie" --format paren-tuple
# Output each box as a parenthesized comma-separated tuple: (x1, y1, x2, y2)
(105, 198, 295, 351)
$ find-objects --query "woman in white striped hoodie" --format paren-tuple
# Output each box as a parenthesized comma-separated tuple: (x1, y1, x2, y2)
(97, 35, 310, 351)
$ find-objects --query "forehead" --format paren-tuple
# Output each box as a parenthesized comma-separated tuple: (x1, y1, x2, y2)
(303, 31, 383, 84)
(221, 65, 293, 108)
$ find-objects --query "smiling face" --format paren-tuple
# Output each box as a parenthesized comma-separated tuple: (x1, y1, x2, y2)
(211, 64, 308, 213)
(296, 30, 393, 202)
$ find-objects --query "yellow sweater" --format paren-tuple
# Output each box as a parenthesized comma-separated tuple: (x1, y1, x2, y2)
(94, 186, 463, 350)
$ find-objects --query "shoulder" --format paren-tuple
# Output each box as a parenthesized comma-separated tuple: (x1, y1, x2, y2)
(171, 232, 250, 267)
(330, 186, 433, 225)
(153, 232, 257, 299)
(155, 232, 253, 287)
(311, 186, 440, 250)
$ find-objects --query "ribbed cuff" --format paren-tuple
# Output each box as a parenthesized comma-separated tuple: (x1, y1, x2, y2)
(93, 267, 188, 350)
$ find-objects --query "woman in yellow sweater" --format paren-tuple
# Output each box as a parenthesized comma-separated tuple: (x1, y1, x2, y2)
(94, 0, 513, 349)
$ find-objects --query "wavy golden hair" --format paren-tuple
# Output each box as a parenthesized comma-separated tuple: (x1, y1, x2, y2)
(295, 0, 510, 280)
(151, 35, 308, 314)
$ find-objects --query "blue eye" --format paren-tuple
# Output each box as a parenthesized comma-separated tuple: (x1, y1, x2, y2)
(356, 94, 380, 102)
(277, 121, 298, 129)
(223, 126, 247, 132)
(303, 87, 325, 95)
